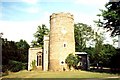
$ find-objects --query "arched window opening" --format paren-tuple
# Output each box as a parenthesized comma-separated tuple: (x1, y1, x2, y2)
(37, 52, 42, 66)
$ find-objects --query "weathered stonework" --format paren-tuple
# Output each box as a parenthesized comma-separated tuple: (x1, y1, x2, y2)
(49, 12, 75, 71)
(28, 48, 42, 70)
(28, 12, 75, 71)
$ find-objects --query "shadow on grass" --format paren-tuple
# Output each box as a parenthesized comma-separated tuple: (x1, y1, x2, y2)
(87, 67, 120, 75)
(2, 71, 9, 77)
(89, 67, 111, 73)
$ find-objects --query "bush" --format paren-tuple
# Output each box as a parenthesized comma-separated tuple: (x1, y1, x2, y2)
(8, 60, 27, 72)
(65, 53, 79, 70)
(31, 60, 37, 70)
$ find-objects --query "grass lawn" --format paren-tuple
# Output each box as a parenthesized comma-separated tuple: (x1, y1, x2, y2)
(2, 70, 120, 79)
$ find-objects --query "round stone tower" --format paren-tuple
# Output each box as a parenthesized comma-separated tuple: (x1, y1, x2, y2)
(49, 12, 75, 71)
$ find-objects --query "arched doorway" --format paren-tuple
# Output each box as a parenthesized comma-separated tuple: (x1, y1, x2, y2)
(37, 52, 42, 67)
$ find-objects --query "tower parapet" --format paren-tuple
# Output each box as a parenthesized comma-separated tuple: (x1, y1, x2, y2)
(50, 12, 74, 20)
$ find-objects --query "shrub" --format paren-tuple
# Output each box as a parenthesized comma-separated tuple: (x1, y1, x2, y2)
(31, 60, 37, 70)
(65, 53, 79, 70)
(8, 60, 27, 72)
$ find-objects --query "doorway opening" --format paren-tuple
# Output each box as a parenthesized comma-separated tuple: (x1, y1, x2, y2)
(37, 52, 42, 66)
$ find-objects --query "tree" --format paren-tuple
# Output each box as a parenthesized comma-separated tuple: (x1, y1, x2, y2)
(102, 44, 116, 67)
(110, 48, 120, 73)
(16, 39, 30, 62)
(2, 38, 29, 72)
(84, 47, 95, 65)
(95, 1, 120, 36)
(93, 32, 104, 68)
(31, 40, 38, 47)
(85, 29, 117, 68)
(16, 39, 30, 50)
(32, 24, 49, 48)
(2, 38, 18, 65)
(91, 31, 116, 68)
(74, 23, 94, 51)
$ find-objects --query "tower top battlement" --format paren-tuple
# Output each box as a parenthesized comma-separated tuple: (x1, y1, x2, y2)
(50, 12, 74, 20)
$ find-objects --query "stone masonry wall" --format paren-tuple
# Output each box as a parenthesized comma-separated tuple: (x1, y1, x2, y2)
(49, 12, 75, 71)
(28, 48, 42, 70)
(43, 35, 49, 71)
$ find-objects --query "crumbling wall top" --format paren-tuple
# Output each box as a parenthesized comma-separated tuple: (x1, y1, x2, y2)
(50, 12, 74, 20)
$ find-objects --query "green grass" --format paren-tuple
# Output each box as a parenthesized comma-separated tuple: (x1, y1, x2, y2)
(2, 70, 120, 79)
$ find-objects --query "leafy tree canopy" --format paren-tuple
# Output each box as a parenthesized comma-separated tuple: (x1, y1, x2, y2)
(74, 23, 94, 51)
(2, 38, 29, 72)
(95, 1, 120, 36)
(16, 39, 30, 50)
(31, 24, 49, 48)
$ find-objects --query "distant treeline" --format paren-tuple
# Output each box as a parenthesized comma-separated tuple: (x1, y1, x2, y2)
(85, 47, 120, 73)
(1, 37, 120, 73)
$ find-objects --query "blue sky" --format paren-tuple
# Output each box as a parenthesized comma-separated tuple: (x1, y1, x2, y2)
(1, 1, 104, 21)
(1, 0, 118, 47)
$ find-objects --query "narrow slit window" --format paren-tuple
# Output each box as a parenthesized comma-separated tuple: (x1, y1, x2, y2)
(64, 44, 66, 47)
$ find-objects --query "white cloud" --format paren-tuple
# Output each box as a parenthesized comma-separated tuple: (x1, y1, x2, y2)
(0, 0, 116, 46)
(74, 0, 109, 11)
(74, 0, 109, 6)
(0, 20, 40, 44)
(26, 7, 40, 14)
(71, 11, 96, 26)
(10, 5, 41, 14)
(41, 11, 51, 27)
(4, 4, 41, 14)
(0, 11, 50, 45)
(1, 0, 39, 3)
(110, 0, 120, 2)
(0, 3, 2, 19)
(22, 0, 39, 4)
(1, 0, 41, 14)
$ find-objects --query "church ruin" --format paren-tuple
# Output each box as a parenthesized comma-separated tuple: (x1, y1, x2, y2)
(28, 12, 89, 71)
